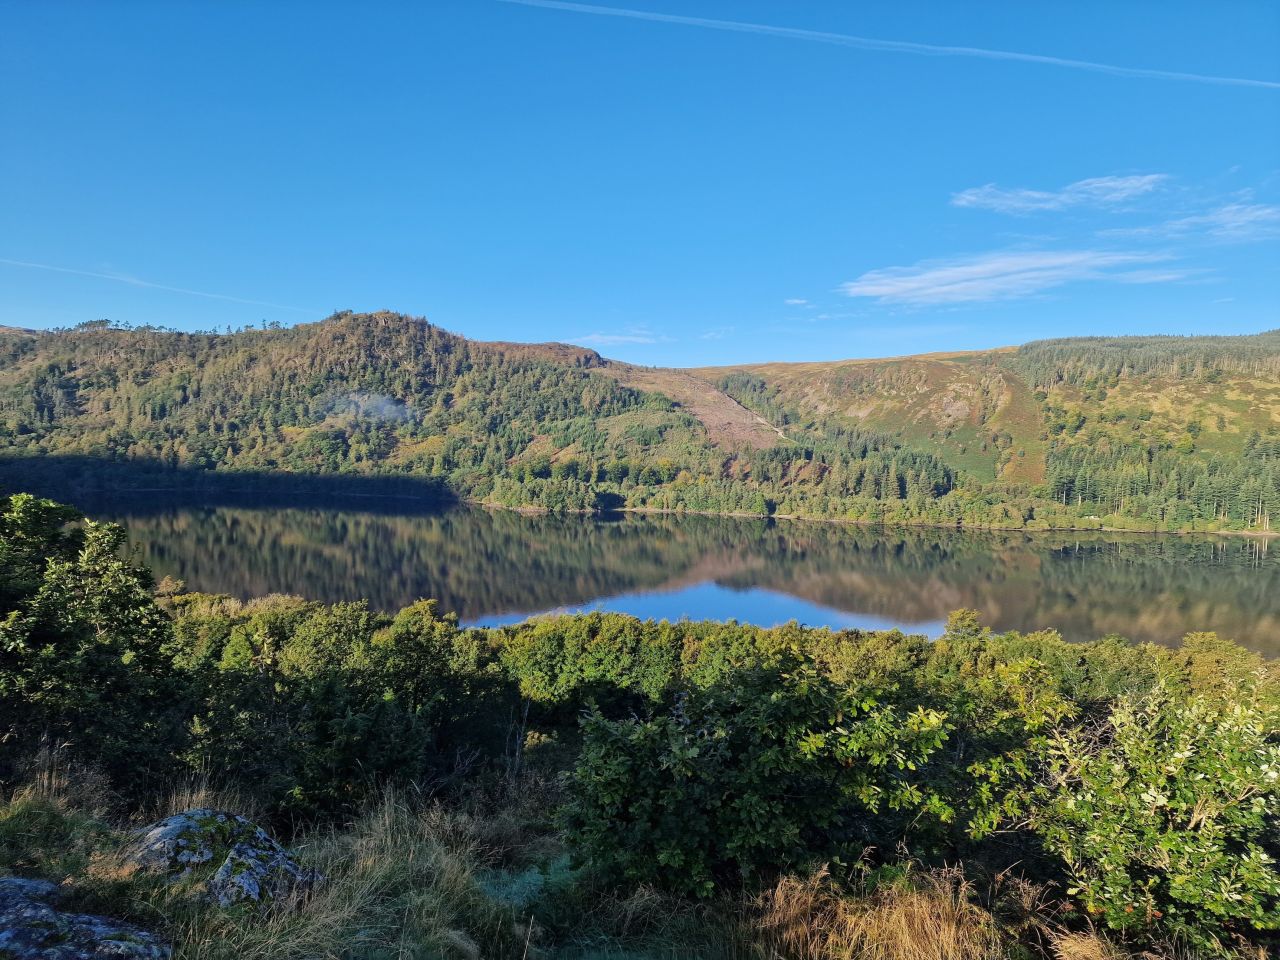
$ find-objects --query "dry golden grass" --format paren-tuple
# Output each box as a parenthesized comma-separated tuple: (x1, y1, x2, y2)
(751, 866, 1007, 960)
(171, 794, 529, 960)
(752, 869, 865, 959)
(147, 773, 266, 826)
(1046, 930, 1253, 960)
(15, 741, 120, 819)
(1049, 931, 1126, 960)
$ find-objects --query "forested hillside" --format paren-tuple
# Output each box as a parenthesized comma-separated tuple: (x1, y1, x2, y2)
(1, 312, 1278, 532)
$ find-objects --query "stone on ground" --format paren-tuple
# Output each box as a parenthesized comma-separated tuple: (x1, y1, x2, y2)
(0, 875, 170, 959)
(126, 808, 318, 908)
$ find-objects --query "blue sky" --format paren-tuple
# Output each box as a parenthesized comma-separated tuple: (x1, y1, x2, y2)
(2, 1, 1278, 365)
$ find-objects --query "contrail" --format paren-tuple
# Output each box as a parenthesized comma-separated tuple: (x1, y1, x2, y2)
(0, 258, 312, 313)
(500, 0, 1280, 91)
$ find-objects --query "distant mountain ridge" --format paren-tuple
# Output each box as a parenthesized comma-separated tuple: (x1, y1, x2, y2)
(1, 312, 1278, 532)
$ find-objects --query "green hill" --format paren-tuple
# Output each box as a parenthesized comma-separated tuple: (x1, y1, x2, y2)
(1, 312, 1278, 531)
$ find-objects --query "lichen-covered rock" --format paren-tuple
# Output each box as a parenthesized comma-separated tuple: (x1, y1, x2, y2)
(0, 876, 170, 959)
(205, 827, 318, 908)
(125, 808, 318, 909)
(127, 809, 254, 877)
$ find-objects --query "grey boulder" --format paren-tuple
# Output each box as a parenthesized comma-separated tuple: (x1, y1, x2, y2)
(0, 876, 170, 959)
(127, 808, 318, 909)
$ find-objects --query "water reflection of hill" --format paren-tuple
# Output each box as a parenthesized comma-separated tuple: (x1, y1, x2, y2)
(102, 504, 696, 619)
(713, 528, 1279, 651)
(97, 502, 1280, 653)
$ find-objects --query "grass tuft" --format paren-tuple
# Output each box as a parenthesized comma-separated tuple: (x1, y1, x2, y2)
(751, 866, 1007, 960)
(170, 793, 530, 960)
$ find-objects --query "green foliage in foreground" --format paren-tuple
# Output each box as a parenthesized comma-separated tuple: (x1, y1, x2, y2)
(567, 662, 951, 897)
(0, 494, 184, 789)
(2, 493, 1279, 956)
(1036, 691, 1280, 953)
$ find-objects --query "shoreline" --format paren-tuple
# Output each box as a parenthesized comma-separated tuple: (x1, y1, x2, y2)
(14, 480, 1277, 540)
(474, 499, 1279, 540)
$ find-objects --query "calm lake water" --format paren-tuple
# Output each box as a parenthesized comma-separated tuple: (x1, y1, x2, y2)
(80, 497, 1280, 654)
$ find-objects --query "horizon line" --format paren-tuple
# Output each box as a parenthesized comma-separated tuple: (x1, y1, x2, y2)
(7, 313, 1278, 370)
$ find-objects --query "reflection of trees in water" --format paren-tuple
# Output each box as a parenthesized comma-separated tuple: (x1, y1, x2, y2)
(111, 506, 716, 619)
(711, 528, 1279, 651)
(104, 503, 1280, 653)
(1011, 539, 1279, 650)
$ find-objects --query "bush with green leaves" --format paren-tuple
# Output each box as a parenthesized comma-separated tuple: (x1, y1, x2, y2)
(188, 597, 511, 820)
(565, 656, 951, 896)
(0, 494, 187, 793)
(498, 612, 682, 719)
(1031, 687, 1280, 955)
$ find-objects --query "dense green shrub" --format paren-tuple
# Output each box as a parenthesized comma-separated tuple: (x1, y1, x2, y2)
(0, 494, 187, 792)
(565, 657, 951, 896)
(188, 597, 507, 820)
(1032, 688, 1280, 954)
(498, 612, 682, 718)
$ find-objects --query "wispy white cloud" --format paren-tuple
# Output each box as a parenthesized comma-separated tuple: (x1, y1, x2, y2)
(699, 326, 734, 340)
(840, 249, 1178, 305)
(951, 175, 1168, 214)
(0, 257, 312, 313)
(500, 0, 1280, 90)
(1111, 268, 1197, 285)
(1106, 202, 1280, 242)
(784, 298, 809, 305)
(574, 325, 675, 346)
